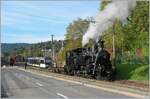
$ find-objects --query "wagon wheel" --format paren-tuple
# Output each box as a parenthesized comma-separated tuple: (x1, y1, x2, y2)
(64, 65, 68, 74)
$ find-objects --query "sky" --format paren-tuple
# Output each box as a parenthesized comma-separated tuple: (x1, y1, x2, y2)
(1, 1, 100, 43)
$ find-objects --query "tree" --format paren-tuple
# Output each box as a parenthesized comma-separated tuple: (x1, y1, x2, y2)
(101, 1, 149, 64)
(58, 18, 89, 61)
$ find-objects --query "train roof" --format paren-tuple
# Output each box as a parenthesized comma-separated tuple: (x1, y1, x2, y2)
(68, 47, 90, 53)
(27, 57, 51, 60)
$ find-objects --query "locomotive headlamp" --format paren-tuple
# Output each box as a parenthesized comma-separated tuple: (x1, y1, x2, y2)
(100, 40, 104, 49)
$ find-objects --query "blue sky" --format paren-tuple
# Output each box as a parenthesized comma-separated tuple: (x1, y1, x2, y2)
(1, 1, 100, 43)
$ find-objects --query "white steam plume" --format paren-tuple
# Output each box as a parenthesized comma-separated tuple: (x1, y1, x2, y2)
(82, 0, 136, 46)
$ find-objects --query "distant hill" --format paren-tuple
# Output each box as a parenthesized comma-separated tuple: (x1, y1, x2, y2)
(1, 40, 66, 57)
(1, 43, 31, 54)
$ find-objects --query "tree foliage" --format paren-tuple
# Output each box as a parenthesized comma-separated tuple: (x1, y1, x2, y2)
(58, 1, 149, 64)
(101, 1, 149, 64)
(58, 18, 89, 61)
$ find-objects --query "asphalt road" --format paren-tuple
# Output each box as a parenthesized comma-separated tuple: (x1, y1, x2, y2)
(1, 67, 132, 98)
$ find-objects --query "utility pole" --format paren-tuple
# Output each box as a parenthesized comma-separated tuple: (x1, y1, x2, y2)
(51, 35, 54, 65)
(28, 46, 31, 57)
(112, 23, 116, 68)
(23, 49, 25, 58)
(61, 40, 64, 50)
(45, 41, 46, 57)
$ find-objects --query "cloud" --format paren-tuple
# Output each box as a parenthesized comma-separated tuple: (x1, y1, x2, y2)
(2, 33, 65, 43)
(2, 0, 99, 26)
(2, 11, 71, 27)
(1, 1, 99, 43)
(3, 33, 32, 40)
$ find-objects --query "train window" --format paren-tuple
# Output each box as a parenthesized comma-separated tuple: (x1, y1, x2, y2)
(35, 60, 38, 64)
(33, 59, 35, 64)
(67, 52, 70, 56)
(40, 60, 44, 64)
(45, 59, 51, 63)
(37, 60, 40, 64)
(45, 60, 51, 65)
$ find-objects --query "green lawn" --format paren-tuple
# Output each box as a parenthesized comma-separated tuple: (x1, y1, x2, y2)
(116, 64, 149, 84)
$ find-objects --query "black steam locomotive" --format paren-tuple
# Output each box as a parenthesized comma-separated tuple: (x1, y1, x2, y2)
(64, 40, 116, 81)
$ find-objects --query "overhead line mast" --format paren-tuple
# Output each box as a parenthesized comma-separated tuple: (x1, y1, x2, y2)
(51, 34, 54, 65)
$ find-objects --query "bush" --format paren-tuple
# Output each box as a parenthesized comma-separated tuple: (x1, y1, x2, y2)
(116, 64, 149, 83)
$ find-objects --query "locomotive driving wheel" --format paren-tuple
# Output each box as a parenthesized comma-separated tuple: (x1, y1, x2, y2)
(64, 65, 75, 75)
(95, 65, 106, 80)
(95, 66, 115, 81)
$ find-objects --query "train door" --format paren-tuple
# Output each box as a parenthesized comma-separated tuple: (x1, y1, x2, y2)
(40, 59, 46, 68)
(45, 58, 52, 67)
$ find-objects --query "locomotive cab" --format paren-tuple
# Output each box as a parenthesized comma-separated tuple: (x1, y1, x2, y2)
(64, 48, 93, 75)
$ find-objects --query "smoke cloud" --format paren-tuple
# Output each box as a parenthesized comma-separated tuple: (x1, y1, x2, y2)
(82, 0, 136, 46)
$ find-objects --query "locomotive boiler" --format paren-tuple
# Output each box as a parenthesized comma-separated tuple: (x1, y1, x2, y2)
(64, 40, 116, 81)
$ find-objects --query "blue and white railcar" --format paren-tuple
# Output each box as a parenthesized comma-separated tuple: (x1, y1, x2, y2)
(27, 57, 52, 68)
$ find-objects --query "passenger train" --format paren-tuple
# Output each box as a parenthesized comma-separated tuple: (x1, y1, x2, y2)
(27, 57, 52, 68)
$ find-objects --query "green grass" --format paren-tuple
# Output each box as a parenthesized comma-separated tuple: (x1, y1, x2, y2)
(116, 64, 149, 84)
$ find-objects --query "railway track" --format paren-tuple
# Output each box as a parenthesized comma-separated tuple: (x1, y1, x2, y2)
(27, 65, 95, 79)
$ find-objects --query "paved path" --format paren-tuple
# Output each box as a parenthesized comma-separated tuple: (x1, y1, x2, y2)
(1, 67, 133, 98)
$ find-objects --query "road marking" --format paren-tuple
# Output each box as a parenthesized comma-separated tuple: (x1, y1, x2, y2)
(36, 82, 43, 86)
(57, 93, 69, 99)
(16, 67, 148, 98)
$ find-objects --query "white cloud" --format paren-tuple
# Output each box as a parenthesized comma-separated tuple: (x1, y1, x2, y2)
(1, 1, 99, 43)
(2, 33, 65, 43)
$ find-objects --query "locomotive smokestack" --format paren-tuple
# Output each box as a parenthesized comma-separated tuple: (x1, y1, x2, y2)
(82, 0, 136, 46)
(100, 40, 104, 49)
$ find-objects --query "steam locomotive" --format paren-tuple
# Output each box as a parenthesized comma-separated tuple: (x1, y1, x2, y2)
(64, 40, 116, 81)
